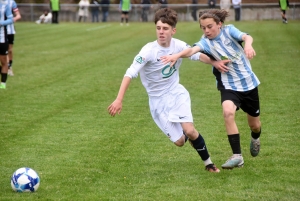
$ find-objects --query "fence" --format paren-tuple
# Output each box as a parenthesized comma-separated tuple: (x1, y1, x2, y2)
(18, 3, 300, 23)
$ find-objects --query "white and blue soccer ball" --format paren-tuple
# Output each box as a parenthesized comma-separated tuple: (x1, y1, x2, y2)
(11, 167, 40, 192)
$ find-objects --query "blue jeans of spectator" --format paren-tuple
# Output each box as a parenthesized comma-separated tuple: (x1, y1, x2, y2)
(92, 10, 99, 22)
(102, 11, 108, 22)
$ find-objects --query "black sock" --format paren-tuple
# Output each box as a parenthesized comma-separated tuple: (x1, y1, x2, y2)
(125, 18, 128, 23)
(183, 132, 188, 143)
(190, 134, 209, 161)
(251, 128, 261, 139)
(8, 60, 12, 68)
(228, 134, 241, 154)
(1, 73, 7, 82)
(121, 18, 124, 23)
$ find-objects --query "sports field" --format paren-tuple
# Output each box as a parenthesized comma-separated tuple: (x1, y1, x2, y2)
(0, 20, 299, 200)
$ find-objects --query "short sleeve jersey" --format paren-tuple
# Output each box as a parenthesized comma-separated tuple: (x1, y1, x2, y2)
(125, 38, 199, 97)
(194, 24, 260, 92)
(0, 1, 13, 43)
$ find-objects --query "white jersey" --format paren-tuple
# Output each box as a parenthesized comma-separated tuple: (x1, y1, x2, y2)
(194, 24, 260, 92)
(125, 38, 200, 97)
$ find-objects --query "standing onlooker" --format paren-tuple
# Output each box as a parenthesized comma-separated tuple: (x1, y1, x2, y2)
(7, 0, 21, 77)
(158, 0, 168, 8)
(119, 0, 131, 26)
(141, 0, 151, 22)
(191, 0, 198, 21)
(91, 0, 100, 22)
(78, 0, 90, 22)
(279, 0, 289, 24)
(50, 0, 60, 24)
(220, 0, 231, 12)
(232, 0, 241, 21)
(208, 0, 216, 8)
(101, 0, 110, 22)
(0, 2, 13, 89)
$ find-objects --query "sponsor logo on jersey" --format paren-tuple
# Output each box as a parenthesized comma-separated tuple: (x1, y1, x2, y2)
(135, 56, 145, 64)
(161, 61, 177, 79)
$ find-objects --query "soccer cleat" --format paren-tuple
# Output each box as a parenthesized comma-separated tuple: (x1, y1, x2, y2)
(221, 155, 244, 169)
(8, 68, 14, 76)
(205, 163, 220, 173)
(250, 137, 260, 157)
(0, 83, 6, 89)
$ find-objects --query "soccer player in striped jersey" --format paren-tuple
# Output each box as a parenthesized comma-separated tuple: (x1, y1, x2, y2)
(108, 8, 230, 173)
(7, 0, 21, 76)
(161, 9, 262, 169)
(0, 0, 14, 89)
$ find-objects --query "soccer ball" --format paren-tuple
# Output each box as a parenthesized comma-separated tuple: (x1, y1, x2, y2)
(11, 167, 40, 192)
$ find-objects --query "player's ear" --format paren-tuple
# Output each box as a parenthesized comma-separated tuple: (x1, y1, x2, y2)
(172, 27, 176, 35)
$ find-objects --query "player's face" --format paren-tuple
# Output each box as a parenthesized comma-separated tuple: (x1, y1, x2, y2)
(156, 20, 176, 47)
(199, 18, 222, 39)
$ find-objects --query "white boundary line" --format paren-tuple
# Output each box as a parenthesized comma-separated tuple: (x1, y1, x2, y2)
(86, 24, 111, 31)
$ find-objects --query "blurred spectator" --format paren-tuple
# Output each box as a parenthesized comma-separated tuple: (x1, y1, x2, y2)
(101, 0, 110, 22)
(50, 0, 60, 24)
(119, 0, 131, 26)
(232, 0, 241, 21)
(141, 0, 151, 22)
(91, 0, 100, 22)
(208, 0, 216, 8)
(36, 10, 52, 24)
(191, 0, 198, 21)
(78, 0, 90, 22)
(220, 0, 231, 12)
(279, 0, 289, 23)
(158, 0, 168, 8)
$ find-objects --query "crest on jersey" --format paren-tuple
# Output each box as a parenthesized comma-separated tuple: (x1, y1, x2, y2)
(224, 38, 232, 46)
(135, 56, 145, 64)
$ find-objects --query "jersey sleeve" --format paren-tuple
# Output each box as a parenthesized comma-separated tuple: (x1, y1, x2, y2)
(124, 44, 151, 79)
(228, 24, 247, 41)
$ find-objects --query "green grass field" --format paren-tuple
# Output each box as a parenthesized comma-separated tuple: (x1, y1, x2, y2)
(0, 20, 299, 200)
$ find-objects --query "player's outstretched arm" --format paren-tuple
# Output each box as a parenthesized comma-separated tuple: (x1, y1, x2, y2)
(107, 76, 131, 117)
(160, 46, 201, 66)
(242, 34, 256, 60)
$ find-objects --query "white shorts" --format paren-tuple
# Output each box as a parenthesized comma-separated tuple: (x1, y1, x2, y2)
(149, 84, 193, 143)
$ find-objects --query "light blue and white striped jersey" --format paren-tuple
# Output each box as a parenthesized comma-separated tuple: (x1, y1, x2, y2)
(0, 0, 13, 43)
(7, 0, 18, 35)
(194, 24, 260, 92)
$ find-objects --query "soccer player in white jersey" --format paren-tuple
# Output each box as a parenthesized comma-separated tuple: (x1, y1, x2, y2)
(7, 0, 21, 76)
(0, 0, 14, 89)
(108, 8, 230, 173)
(161, 9, 262, 169)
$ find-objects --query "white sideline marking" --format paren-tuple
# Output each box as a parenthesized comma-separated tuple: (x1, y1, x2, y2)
(86, 24, 111, 31)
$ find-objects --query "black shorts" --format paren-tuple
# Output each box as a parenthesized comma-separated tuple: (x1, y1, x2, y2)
(122, 11, 129, 15)
(0, 42, 9, 55)
(7, 34, 14, 45)
(220, 87, 260, 117)
(281, 10, 286, 14)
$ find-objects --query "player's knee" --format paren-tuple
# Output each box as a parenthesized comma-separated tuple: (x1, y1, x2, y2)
(223, 109, 235, 121)
(174, 135, 185, 147)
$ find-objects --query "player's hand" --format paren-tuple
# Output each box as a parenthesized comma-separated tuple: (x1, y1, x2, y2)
(160, 55, 179, 67)
(244, 46, 256, 60)
(212, 60, 231, 73)
(107, 99, 122, 117)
